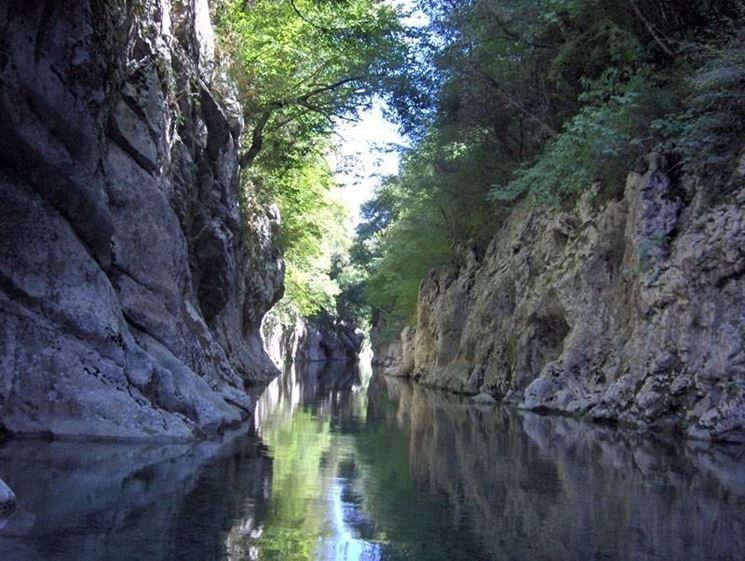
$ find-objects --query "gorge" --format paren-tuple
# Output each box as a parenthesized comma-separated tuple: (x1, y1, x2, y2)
(0, 0, 743, 559)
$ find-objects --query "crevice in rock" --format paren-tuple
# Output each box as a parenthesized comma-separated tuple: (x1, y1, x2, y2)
(107, 124, 158, 174)
(33, 0, 56, 64)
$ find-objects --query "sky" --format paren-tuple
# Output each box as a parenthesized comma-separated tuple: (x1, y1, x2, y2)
(328, 99, 405, 228)
(328, 0, 426, 229)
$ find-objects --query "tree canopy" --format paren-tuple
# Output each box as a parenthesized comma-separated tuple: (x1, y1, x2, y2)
(216, 0, 415, 167)
(214, 0, 744, 332)
(214, 0, 418, 319)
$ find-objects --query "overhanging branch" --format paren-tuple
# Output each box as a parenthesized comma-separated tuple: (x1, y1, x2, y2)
(240, 75, 373, 168)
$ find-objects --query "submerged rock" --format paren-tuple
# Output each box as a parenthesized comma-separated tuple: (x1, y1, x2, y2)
(386, 154, 745, 442)
(0, 0, 283, 441)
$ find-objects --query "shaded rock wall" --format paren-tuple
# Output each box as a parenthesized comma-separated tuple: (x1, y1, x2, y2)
(0, 478, 15, 518)
(0, 0, 283, 441)
(263, 310, 363, 367)
(394, 154, 745, 442)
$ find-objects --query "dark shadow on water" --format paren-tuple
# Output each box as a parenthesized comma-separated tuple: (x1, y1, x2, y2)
(0, 431, 271, 561)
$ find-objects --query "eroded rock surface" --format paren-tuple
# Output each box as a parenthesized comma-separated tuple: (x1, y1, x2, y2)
(0, 0, 283, 441)
(263, 310, 363, 367)
(389, 155, 745, 442)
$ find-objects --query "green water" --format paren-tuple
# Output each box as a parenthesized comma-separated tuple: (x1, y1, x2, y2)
(248, 361, 486, 561)
(0, 360, 743, 561)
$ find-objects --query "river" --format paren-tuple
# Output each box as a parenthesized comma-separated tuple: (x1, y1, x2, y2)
(0, 360, 743, 560)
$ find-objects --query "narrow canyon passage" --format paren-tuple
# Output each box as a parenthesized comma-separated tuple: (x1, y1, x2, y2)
(1, 1, 744, 559)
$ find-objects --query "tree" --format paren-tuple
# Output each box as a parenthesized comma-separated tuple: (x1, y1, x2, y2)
(216, 0, 413, 168)
(352, 0, 745, 339)
(213, 0, 418, 319)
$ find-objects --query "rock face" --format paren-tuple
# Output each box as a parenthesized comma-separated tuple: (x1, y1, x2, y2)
(383, 326, 415, 377)
(391, 154, 745, 442)
(369, 318, 403, 367)
(263, 311, 363, 367)
(0, 0, 283, 441)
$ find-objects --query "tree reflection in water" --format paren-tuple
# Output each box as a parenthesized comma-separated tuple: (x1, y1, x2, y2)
(251, 363, 745, 561)
(1, 361, 743, 561)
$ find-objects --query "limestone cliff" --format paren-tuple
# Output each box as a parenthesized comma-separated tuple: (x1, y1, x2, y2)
(0, 0, 284, 441)
(263, 310, 363, 367)
(386, 154, 745, 442)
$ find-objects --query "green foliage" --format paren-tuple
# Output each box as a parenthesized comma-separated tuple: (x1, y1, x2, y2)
(214, 0, 415, 321)
(654, 31, 745, 195)
(330, 254, 371, 327)
(216, 0, 413, 167)
(351, 167, 462, 330)
(217, 0, 743, 336)
(252, 407, 332, 560)
(255, 149, 348, 317)
(491, 70, 677, 205)
(218, 0, 404, 108)
(351, 0, 744, 339)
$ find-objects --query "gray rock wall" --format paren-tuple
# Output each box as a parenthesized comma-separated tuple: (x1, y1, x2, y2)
(263, 310, 363, 367)
(370, 318, 403, 367)
(0, 0, 283, 441)
(402, 154, 745, 442)
(383, 325, 415, 377)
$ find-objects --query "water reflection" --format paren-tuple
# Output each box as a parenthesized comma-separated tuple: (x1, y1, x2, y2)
(248, 360, 384, 561)
(369, 375, 745, 561)
(1, 363, 743, 561)
(0, 431, 271, 561)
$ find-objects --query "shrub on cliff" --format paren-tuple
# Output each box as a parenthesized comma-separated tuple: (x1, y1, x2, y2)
(655, 31, 745, 197)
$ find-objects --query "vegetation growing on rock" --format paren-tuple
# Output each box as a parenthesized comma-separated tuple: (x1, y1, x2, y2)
(353, 0, 745, 333)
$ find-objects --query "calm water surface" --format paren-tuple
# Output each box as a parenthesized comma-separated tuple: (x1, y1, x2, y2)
(1, 360, 744, 561)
